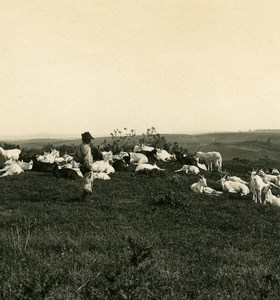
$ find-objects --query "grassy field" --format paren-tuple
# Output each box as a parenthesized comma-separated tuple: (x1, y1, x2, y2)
(1, 157, 280, 299)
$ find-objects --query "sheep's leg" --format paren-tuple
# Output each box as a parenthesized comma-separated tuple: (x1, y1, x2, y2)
(0, 166, 8, 173)
(257, 190, 262, 204)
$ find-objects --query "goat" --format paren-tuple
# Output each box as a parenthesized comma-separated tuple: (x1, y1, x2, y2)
(91, 152, 115, 174)
(129, 152, 148, 165)
(258, 170, 278, 184)
(133, 144, 154, 152)
(174, 165, 200, 174)
(219, 176, 250, 196)
(190, 175, 222, 196)
(0, 146, 21, 160)
(53, 164, 81, 180)
(263, 185, 280, 207)
(0, 159, 24, 177)
(270, 168, 280, 175)
(196, 151, 222, 172)
(155, 149, 173, 162)
(135, 163, 165, 172)
(37, 149, 60, 163)
(82, 171, 111, 196)
(17, 160, 33, 171)
(249, 170, 269, 204)
(112, 158, 129, 172)
(83, 171, 94, 194)
(223, 174, 248, 185)
(174, 151, 197, 165)
(91, 147, 103, 161)
(31, 156, 57, 173)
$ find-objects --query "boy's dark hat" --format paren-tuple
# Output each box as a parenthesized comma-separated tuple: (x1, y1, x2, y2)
(81, 132, 94, 140)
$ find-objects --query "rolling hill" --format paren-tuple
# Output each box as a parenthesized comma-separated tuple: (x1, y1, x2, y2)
(2, 130, 280, 161)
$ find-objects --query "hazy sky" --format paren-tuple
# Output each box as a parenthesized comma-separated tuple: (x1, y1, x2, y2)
(1, 0, 280, 138)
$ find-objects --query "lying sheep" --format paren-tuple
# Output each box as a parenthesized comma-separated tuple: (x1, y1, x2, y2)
(174, 165, 200, 174)
(190, 175, 223, 196)
(219, 176, 250, 196)
(0, 160, 24, 177)
(135, 163, 165, 172)
(53, 164, 82, 180)
(263, 185, 280, 207)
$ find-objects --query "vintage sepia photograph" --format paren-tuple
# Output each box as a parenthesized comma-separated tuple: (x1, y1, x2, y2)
(1, 0, 280, 298)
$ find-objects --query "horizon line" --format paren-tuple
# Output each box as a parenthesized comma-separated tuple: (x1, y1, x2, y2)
(1, 129, 279, 141)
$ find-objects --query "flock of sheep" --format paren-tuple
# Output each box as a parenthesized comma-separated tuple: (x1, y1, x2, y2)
(1, 144, 280, 207)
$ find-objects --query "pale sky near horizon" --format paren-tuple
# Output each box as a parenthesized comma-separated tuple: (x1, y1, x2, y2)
(1, 0, 280, 138)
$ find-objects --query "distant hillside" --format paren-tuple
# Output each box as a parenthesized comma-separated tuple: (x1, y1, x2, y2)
(2, 130, 280, 160)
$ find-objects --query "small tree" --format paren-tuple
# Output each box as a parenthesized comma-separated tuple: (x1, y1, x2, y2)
(138, 127, 169, 150)
(101, 128, 137, 153)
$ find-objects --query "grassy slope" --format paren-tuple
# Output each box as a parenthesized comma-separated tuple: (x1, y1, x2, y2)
(1, 159, 280, 299)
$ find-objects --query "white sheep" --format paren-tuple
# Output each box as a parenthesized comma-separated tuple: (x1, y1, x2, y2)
(17, 160, 33, 171)
(133, 144, 154, 152)
(196, 151, 222, 172)
(83, 172, 94, 194)
(270, 168, 280, 175)
(0, 160, 24, 177)
(129, 152, 148, 165)
(190, 175, 223, 196)
(155, 149, 173, 162)
(135, 163, 165, 172)
(91, 152, 115, 174)
(38, 149, 60, 163)
(174, 165, 200, 174)
(258, 170, 278, 184)
(219, 176, 250, 196)
(0, 146, 21, 160)
(249, 170, 269, 204)
(224, 175, 248, 185)
(263, 185, 280, 207)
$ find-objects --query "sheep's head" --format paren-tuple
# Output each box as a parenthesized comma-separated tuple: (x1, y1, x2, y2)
(198, 175, 207, 186)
